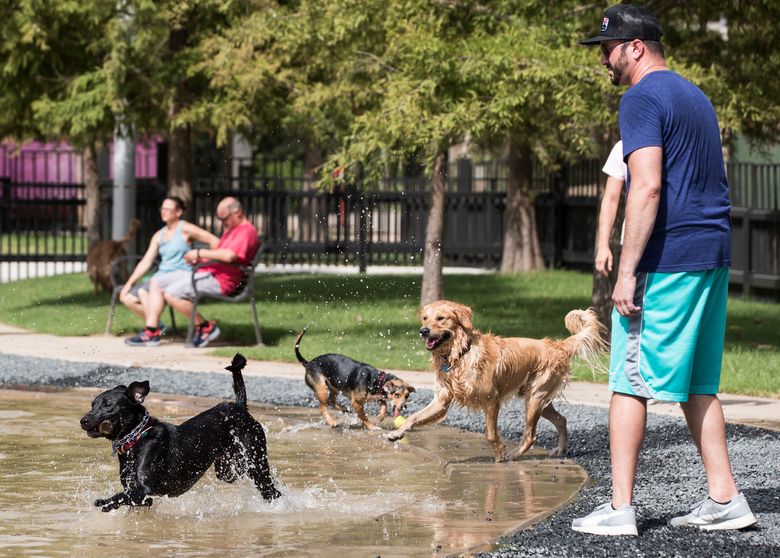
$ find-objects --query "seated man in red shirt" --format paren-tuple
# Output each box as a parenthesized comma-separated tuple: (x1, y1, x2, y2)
(163, 196, 259, 347)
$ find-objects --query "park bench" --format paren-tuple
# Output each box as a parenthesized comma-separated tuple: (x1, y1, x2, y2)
(184, 237, 268, 346)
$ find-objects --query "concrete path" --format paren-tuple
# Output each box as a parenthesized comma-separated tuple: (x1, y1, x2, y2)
(1, 322, 778, 430)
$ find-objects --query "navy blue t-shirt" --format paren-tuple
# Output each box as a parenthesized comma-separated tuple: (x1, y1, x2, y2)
(619, 70, 731, 272)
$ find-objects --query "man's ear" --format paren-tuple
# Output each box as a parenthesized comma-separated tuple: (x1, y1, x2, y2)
(127, 381, 150, 404)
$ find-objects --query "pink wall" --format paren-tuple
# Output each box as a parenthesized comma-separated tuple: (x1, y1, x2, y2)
(1, 140, 158, 184)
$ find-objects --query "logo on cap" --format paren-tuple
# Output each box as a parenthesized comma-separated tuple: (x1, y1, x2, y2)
(601, 17, 609, 32)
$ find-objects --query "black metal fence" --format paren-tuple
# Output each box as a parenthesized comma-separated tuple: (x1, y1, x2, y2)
(1, 159, 778, 297)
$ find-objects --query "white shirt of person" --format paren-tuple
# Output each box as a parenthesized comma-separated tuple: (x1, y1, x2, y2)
(602, 140, 628, 243)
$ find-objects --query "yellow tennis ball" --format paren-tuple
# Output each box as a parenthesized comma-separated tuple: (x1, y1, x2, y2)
(394, 415, 407, 428)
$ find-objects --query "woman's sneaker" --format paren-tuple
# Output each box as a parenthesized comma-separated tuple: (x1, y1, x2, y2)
(192, 320, 220, 348)
(572, 502, 638, 536)
(669, 493, 757, 530)
(125, 327, 162, 347)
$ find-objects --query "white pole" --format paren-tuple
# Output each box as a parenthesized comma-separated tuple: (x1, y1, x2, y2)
(112, 118, 136, 242)
(111, 0, 136, 245)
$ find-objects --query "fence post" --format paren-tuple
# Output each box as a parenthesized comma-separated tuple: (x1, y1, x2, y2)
(456, 158, 472, 193)
(0, 178, 9, 232)
(743, 170, 757, 298)
(357, 192, 368, 273)
(552, 168, 567, 268)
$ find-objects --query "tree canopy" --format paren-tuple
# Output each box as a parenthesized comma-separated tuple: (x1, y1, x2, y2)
(4, 1, 779, 165)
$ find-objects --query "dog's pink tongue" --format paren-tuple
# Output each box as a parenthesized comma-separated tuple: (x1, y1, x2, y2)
(393, 408, 400, 418)
(426, 338, 437, 349)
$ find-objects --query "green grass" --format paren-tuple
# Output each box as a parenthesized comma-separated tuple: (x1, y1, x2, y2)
(0, 270, 777, 397)
(1, 232, 87, 255)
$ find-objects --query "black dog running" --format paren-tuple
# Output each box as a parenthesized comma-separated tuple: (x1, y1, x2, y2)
(80, 353, 281, 511)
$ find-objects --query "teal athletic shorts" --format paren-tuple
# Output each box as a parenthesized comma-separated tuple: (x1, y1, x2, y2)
(609, 267, 729, 402)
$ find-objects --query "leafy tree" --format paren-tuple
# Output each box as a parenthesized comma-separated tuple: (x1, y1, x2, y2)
(458, 3, 618, 272)
(0, 0, 118, 246)
(195, 0, 388, 171)
(194, 0, 391, 245)
(123, 0, 251, 213)
(328, 0, 496, 305)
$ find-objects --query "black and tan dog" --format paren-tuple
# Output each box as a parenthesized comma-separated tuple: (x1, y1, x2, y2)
(295, 328, 416, 430)
(80, 354, 281, 511)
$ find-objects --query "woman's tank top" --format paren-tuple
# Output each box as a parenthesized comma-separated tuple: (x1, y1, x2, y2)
(157, 221, 191, 273)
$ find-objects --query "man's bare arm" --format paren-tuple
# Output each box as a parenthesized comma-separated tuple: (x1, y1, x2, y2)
(613, 146, 662, 317)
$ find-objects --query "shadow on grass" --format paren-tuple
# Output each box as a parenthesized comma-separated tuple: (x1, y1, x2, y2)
(16, 290, 111, 309)
(202, 325, 289, 348)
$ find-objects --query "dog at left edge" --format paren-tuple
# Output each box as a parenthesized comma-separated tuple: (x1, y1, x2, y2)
(80, 353, 281, 511)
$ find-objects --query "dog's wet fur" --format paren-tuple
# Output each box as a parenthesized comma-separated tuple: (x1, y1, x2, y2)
(387, 300, 608, 462)
(80, 354, 281, 511)
(86, 218, 140, 293)
(295, 328, 416, 430)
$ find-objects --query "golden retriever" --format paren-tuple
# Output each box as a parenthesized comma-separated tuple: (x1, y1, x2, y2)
(387, 300, 607, 462)
(86, 219, 140, 293)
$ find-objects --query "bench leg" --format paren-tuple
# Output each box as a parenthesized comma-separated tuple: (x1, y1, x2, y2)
(168, 306, 177, 336)
(105, 288, 120, 334)
(251, 295, 263, 346)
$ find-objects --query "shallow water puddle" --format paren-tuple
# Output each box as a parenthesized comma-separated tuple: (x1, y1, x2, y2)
(0, 387, 586, 557)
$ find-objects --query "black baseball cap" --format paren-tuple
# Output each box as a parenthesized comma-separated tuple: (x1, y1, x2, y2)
(580, 4, 662, 45)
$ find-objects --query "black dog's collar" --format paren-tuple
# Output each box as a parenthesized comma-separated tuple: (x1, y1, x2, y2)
(112, 412, 156, 456)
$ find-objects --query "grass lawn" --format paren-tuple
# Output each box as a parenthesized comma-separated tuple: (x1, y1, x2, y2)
(0, 269, 777, 398)
(1, 232, 87, 255)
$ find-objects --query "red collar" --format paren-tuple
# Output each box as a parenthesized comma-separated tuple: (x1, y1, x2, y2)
(112, 414, 156, 456)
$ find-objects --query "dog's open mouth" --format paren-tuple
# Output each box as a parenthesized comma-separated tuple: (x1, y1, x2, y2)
(423, 331, 450, 351)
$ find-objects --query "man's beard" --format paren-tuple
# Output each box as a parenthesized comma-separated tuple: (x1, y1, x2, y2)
(608, 46, 629, 86)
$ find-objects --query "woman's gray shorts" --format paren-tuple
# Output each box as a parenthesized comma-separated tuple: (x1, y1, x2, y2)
(129, 269, 191, 297)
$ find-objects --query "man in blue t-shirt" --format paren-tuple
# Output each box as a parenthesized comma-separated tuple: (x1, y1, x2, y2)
(573, 4, 756, 536)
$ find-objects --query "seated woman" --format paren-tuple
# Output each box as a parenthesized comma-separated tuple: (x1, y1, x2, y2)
(122, 197, 219, 346)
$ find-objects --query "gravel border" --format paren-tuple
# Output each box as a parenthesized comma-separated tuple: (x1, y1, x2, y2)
(2, 353, 778, 558)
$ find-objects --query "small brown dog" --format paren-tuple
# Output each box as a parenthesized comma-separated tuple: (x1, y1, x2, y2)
(86, 219, 140, 293)
(295, 328, 416, 430)
(387, 300, 607, 461)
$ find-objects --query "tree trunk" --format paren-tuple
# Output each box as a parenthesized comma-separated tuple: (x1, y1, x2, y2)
(166, 26, 193, 219)
(591, 188, 625, 337)
(501, 141, 544, 272)
(82, 143, 102, 247)
(167, 124, 192, 217)
(218, 130, 233, 178)
(420, 151, 447, 306)
(302, 138, 327, 242)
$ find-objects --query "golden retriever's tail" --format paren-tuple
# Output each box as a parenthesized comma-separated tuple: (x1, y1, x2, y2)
(563, 308, 609, 378)
(118, 218, 141, 246)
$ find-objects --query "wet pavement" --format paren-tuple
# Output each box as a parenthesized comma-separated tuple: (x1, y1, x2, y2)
(1, 387, 585, 557)
(1, 323, 779, 557)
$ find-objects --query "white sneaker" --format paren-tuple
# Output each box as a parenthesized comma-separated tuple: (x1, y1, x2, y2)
(669, 493, 757, 531)
(572, 502, 638, 536)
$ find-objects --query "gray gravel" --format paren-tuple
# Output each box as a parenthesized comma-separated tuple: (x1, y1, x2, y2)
(2, 353, 778, 557)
